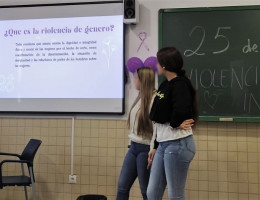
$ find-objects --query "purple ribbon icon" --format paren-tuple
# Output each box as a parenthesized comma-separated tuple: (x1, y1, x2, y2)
(137, 32, 150, 52)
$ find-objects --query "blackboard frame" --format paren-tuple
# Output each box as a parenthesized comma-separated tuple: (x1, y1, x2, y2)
(159, 5, 260, 122)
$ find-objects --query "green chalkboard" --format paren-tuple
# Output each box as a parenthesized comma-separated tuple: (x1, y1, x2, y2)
(159, 6, 260, 122)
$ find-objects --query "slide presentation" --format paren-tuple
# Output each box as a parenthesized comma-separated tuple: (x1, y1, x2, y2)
(0, 2, 124, 113)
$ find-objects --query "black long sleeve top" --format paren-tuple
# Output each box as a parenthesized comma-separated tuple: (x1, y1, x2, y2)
(149, 76, 195, 129)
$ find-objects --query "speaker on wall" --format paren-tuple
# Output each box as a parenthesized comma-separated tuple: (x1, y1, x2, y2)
(123, 0, 139, 24)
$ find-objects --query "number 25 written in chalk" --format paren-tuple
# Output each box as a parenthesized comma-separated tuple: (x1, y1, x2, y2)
(184, 26, 259, 56)
(184, 26, 231, 57)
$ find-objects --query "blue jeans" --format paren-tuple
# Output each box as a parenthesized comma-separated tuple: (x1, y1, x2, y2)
(147, 135, 196, 200)
(116, 141, 150, 200)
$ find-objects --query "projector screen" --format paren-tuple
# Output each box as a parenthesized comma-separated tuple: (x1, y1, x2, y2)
(0, 2, 124, 114)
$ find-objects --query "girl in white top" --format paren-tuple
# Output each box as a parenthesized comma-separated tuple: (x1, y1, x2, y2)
(116, 66, 194, 200)
(116, 67, 156, 200)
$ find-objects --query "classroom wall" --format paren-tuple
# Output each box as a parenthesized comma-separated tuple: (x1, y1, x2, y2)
(1, 0, 260, 200)
(1, 119, 260, 200)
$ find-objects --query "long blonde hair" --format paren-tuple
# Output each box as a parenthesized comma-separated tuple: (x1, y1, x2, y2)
(128, 67, 155, 139)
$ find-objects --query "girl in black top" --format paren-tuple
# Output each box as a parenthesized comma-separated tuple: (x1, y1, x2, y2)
(147, 47, 198, 200)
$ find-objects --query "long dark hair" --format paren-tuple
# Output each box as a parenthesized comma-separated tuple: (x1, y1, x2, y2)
(157, 47, 199, 124)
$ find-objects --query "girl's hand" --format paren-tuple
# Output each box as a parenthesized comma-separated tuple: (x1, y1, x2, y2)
(147, 149, 156, 169)
(178, 119, 194, 130)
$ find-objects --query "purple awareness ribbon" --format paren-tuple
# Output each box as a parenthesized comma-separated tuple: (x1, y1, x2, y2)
(137, 32, 150, 52)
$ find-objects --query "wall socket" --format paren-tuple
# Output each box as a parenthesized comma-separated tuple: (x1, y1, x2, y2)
(69, 175, 77, 184)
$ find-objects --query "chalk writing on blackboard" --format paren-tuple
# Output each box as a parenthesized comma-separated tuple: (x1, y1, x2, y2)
(159, 6, 260, 119)
(184, 26, 232, 56)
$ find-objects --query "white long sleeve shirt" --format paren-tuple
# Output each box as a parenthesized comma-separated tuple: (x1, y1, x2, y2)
(128, 96, 156, 150)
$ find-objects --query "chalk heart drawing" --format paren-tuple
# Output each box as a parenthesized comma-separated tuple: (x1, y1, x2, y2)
(204, 91, 218, 109)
